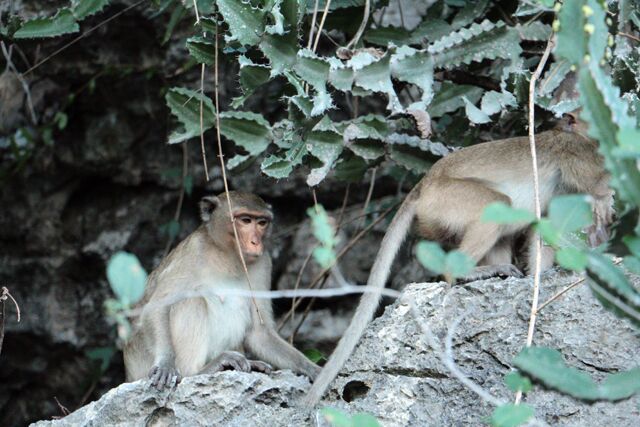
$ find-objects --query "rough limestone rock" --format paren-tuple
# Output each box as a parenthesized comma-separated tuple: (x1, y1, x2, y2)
(32, 272, 640, 426)
(31, 372, 314, 427)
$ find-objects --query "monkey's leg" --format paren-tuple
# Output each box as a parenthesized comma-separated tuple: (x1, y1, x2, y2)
(245, 326, 320, 380)
(525, 228, 555, 275)
(455, 222, 524, 282)
(420, 178, 523, 283)
(200, 351, 252, 373)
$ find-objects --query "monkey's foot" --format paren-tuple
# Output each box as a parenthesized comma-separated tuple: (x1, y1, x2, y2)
(205, 351, 252, 373)
(249, 360, 273, 374)
(459, 264, 524, 283)
(149, 364, 181, 390)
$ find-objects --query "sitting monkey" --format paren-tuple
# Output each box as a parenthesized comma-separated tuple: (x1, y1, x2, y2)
(124, 191, 319, 389)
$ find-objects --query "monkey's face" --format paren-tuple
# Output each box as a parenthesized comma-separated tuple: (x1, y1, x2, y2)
(232, 211, 271, 262)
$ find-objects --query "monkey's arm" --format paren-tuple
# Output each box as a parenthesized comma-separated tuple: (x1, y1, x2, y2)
(140, 293, 181, 389)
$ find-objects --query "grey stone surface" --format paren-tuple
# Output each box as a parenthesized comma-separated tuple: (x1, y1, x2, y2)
(31, 272, 640, 426)
(31, 371, 314, 427)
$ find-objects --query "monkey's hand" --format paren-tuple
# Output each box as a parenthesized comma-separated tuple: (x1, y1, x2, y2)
(149, 361, 181, 390)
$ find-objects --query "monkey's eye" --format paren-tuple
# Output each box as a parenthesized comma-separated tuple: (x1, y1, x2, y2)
(257, 219, 268, 227)
(239, 216, 252, 224)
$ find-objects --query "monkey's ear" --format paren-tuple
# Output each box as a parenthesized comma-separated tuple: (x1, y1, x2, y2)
(199, 196, 220, 222)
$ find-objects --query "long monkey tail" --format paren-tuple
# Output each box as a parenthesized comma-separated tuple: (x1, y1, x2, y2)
(302, 187, 420, 407)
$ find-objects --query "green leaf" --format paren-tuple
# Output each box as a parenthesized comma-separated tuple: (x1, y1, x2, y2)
(586, 252, 640, 326)
(429, 20, 522, 70)
(623, 236, 640, 258)
(333, 155, 368, 182)
(165, 87, 215, 144)
(320, 408, 381, 427)
(304, 348, 326, 364)
(445, 250, 475, 279)
(599, 368, 640, 400)
(555, 0, 589, 65)
(321, 408, 353, 427)
(556, 247, 588, 271)
(481, 90, 516, 116)
(391, 47, 434, 105)
(416, 241, 446, 274)
(106, 251, 147, 306)
(219, 111, 272, 156)
(514, 21, 551, 41)
(307, 120, 343, 186)
(429, 83, 483, 118)
(463, 97, 491, 124)
(514, 346, 640, 401)
(623, 255, 640, 275)
(186, 36, 216, 65)
(450, 0, 489, 30)
(217, 0, 265, 45)
(548, 195, 593, 235)
(490, 404, 534, 427)
(536, 219, 561, 247)
(481, 202, 536, 224)
(231, 56, 271, 108)
(364, 26, 411, 46)
(71, 0, 110, 20)
(504, 372, 532, 393)
(260, 33, 298, 74)
(261, 155, 293, 179)
(577, 65, 640, 205)
(14, 9, 79, 39)
(350, 413, 381, 427)
(353, 52, 401, 112)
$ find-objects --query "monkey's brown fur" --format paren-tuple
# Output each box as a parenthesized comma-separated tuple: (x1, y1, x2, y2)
(304, 129, 613, 406)
(124, 191, 319, 389)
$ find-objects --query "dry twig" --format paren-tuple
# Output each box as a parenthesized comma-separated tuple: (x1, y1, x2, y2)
(515, 34, 555, 405)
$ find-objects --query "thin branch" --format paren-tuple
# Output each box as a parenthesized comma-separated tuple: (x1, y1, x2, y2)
(536, 276, 585, 313)
(23, 0, 147, 76)
(359, 167, 376, 230)
(307, 0, 320, 49)
(1, 287, 20, 322)
(618, 32, 640, 42)
(191, 0, 201, 24)
(0, 286, 21, 356)
(515, 34, 555, 405)
(212, 13, 263, 323)
(345, 0, 370, 50)
(312, 0, 332, 52)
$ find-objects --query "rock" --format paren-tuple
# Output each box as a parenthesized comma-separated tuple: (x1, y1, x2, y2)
(31, 371, 314, 427)
(30, 272, 640, 426)
(330, 273, 640, 426)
